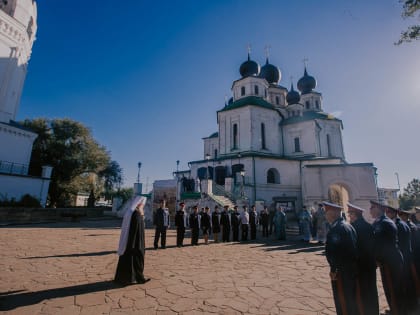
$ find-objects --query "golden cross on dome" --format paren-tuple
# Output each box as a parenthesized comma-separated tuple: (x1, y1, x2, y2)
(264, 45, 271, 58)
(302, 57, 309, 68)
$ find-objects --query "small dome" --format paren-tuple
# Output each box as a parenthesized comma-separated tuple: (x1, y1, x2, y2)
(239, 53, 260, 77)
(259, 58, 280, 84)
(286, 83, 300, 105)
(297, 68, 316, 94)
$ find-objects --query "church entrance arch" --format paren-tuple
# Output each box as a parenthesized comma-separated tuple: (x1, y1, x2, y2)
(328, 183, 351, 216)
(215, 166, 226, 185)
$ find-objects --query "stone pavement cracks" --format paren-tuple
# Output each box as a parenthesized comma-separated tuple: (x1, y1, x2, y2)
(0, 220, 389, 314)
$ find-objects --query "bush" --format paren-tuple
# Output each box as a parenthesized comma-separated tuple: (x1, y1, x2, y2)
(0, 194, 41, 208)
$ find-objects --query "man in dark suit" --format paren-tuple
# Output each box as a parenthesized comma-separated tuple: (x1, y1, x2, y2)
(189, 205, 201, 246)
(174, 202, 187, 247)
(347, 202, 379, 315)
(249, 205, 258, 240)
(153, 200, 170, 249)
(220, 205, 231, 242)
(231, 206, 240, 242)
(370, 200, 404, 315)
(324, 201, 359, 315)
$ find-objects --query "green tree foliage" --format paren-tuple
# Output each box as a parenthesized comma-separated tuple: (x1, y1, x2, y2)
(399, 178, 420, 209)
(21, 118, 123, 207)
(396, 0, 420, 44)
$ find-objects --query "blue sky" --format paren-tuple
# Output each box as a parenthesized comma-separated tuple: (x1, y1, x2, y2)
(19, 0, 419, 192)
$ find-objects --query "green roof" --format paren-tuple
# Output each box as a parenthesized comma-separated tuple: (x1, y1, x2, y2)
(218, 96, 275, 112)
(281, 111, 342, 126)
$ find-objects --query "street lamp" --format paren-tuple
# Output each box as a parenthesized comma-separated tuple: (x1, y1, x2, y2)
(240, 170, 245, 198)
(395, 172, 401, 196)
(137, 162, 142, 183)
(205, 154, 210, 180)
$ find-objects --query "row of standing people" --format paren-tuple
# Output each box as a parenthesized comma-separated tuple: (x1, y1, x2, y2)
(324, 200, 420, 315)
(153, 200, 289, 249)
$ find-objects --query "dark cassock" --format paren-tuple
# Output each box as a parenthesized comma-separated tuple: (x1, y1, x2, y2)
(324, 202, 359, 315)
(220, 206, 231, 242)
(249, 206, 258, 240)
(175, 202, 188, 247)
(370, 201, 405, 315)
(231, 207, 241, 242)
(189, 206, 201, 246)
(115, 196, 150, 285)
(211, 206, 221, 243)
(347, 203, 379, 315)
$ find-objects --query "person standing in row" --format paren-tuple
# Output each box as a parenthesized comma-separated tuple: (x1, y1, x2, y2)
(211, 205, 221, 243)
(189, 205, 201, 246)
(115, 196, 150, 285)
(220, 205, 231, 242)
(300, 206, 312, 242)
(240, 205, 249, 241)
(231, 206, 240, 242)
(370, 200, 404, 315)
(201, 207, 211, 245)
(175, 202, 188, 247)
(260, 207, 269, 237)
(315, 203, 328, 244)
(324, 201, 359, 315)
(249, 205, 258, 240)
(274, 206, 287, 241)
(386, 205, 417, 313)
(269, 203, 276, 235)
(347, 203, 379, 315)
(153, 199, 170, 249)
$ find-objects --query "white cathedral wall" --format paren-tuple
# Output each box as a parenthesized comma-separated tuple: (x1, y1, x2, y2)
(0, 124, 36, 167)
(317, 120, 345, 159)
(283, 121, 318, 156)
(250, 107, 282, 154)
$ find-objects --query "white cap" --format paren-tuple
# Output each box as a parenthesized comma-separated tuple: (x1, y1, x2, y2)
(347, 202, 365, 213)
(322, 201, 343, 211)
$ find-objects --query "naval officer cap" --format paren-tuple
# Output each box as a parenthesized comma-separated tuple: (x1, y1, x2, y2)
(398, 208, 416, 215)
(347, 203, 365, 213)
(322, 201, 343, 211)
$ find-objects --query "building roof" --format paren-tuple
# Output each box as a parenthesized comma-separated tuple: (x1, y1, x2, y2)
(203, 132, 218, 140)
(281, 111, 342, 126)
(218, 96, 275, 112)
(0, 120, 37, 134)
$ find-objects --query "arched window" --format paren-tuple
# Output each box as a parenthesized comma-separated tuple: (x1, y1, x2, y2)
(305, 101, 310, 109)
(315, 100, 320, 109)
(241, 86, 245, 96)
(261, 123, 266, 149)
(275, 96, 279, 105)
(233, 123, 238, 149)
(267, 168, 280, 184)
(254, 85, 259, 95)
(214, 149, 218, 159)
(294, 137, 300, 152)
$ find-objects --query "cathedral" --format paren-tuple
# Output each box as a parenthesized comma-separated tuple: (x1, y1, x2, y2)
(179, 52, 378, 217)
(0, 1, 51, 206)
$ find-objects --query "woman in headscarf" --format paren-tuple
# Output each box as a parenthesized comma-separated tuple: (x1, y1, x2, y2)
(114, 196, 150, 285)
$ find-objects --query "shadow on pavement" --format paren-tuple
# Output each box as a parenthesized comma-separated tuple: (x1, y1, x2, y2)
(0, 280, 118, 311)
(21, 250, 116, 259)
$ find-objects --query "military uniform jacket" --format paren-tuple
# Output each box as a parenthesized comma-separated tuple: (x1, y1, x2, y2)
(260, 212, 269, 225)
(189, 213, 201, 230)
(220, 211, 231, 227)
(351, 216, 376, 271)
(174, 210, 187, 228)
(231, 212, 240, 228)
(372, 215, 402, 265)
(211, 212, 221, 228)
(154, 207, 170, 228)
(249, 211, 258, 226)
(395, 217, 412, 261)
(326, 217, 358, 273)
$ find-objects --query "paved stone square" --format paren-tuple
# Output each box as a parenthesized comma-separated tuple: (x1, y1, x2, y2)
(0, 220, 388, 314)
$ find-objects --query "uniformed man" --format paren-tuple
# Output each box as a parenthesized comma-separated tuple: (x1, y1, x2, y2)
(211, 205, 221, 243)
(240, 206, 249, 241)
(231, 206, 241, 242)
(386, 205, 417, 313)
(260, 206, 269, 237)
(347, 202, 379, 315)
(324, 201, 359, 315)
(189, 205, 201, 246)
(220, 205, 231, 242)
(174, 202, 188, 247)
(249, 205, 258, 240)
(370, 200, 404, 315)
(153, 199, 170, 249)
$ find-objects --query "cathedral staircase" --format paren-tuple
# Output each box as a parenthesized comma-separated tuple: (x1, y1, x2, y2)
(210, 183, 237, 208)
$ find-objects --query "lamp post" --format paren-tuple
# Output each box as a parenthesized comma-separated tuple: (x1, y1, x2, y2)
(137, 162, 142, 183)
(205, 154, 210, 180)
(395, 172, 401, 196)
(240, 170, 245, 198)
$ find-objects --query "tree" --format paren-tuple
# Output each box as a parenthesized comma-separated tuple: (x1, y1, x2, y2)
(21, 118, 123, 207)
(98, 160, 123, 200)
(396, 0, 420, 44)
(399, 178, 420, 209)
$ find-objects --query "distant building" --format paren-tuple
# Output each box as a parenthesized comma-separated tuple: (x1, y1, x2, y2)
(175, 53, 378, 219)
(377, 188, 399, 209)
(0, 1, 51, 206)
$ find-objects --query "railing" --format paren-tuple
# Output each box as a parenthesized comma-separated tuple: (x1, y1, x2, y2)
(0, 160, 28, 175)
(212, 182, 246, 203)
